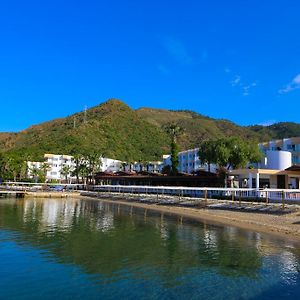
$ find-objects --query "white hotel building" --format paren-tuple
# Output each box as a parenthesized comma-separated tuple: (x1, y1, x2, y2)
(259, 137, 300, 165)
(44, 154, 75, 182)
(168, 137, 300, 175)
(27, 154, 124, 182)
(230, 137, 300, 189)
(163, 148, 218, 174)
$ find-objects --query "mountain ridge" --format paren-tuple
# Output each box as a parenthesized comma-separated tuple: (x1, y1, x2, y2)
(1, 99, 300, 161)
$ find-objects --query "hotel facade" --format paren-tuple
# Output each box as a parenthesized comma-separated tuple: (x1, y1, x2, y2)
(259, 137, 300, 165)
(163, 148, 217, 174)
(231, 137, 300, 189)
(27, 154, 123, 182)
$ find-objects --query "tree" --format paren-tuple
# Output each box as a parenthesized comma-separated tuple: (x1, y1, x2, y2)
(222, 137, 262, 169)
(0, 152, 8, 180)
(30, 166, 43, 183)
(78, 162, 89, 185)
(72, 154, 84, 183)
(61, 164, 73, 183)
(40, 163, 50, 183)
(198, 137, 263, 170)
(170, 139, 179, 175)
(164, 123, 183, 175)
(3, 154, 27, 182)
(85, 152, 102, 184)
(198, 140, 217, 172)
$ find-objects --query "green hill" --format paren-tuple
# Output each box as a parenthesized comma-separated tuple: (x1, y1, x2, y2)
(136, 108, 261, 150)
(0, 100, 169, 161)
(0, 99, 300, 161)
(248, 122, 300, 140)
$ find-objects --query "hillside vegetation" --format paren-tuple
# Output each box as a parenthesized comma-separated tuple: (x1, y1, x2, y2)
(248, 123, 300, 140)
(0, 99, 300, 161)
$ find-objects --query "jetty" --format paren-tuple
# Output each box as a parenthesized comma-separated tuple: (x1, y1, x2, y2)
(0, 191, 25, 198)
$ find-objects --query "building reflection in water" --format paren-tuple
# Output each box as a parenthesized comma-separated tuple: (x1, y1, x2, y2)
(5, 197, 300, 288)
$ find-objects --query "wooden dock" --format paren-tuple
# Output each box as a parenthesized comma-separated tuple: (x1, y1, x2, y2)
(0, 191, 25, 198)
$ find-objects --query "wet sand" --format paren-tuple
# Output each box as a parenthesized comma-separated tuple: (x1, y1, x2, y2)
(81, 196, 300, 243)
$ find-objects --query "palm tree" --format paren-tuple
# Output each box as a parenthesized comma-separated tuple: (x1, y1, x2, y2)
(164, 123, 183, 143)
(85, 153, 102, 184)
(30, 167, 41, 183)
(40, 163, 50, 183)
(72, 154, 84, 183)
(61, 164, 73, 184)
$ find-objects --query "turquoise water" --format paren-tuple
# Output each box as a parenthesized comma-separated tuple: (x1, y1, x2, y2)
(0, 198, 300, 299)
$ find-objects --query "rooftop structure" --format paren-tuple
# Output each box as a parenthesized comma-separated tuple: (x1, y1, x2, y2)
(259, 137, 300, 165)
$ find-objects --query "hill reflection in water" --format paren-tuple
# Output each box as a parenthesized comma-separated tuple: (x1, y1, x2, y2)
(0, 198, 300, 299)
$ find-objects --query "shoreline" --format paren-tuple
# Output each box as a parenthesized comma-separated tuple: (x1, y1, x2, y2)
(80, 195, 300, 244)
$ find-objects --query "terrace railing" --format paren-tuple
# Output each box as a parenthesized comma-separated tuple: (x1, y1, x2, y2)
(91, 185, 300, 204)
(1, 182, 300, 205)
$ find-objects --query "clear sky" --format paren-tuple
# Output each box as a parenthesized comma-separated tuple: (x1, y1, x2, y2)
(0, 0, 299, 132)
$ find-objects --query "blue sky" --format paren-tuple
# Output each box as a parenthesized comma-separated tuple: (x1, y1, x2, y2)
(0, 0, 299, 132)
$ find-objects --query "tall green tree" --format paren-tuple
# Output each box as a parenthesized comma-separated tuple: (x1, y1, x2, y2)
(199, 137, 263, 170)
(164, 123, 183, 175)
(3, 154, 27, 181)
(198, 140, 217, 172)
(0, 152, 8, 180)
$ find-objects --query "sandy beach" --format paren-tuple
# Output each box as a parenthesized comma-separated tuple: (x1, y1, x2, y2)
(81, 195, 300, 243)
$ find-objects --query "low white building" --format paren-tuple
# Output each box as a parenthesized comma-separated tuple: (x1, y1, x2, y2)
(231, 149, 298, 189)
(163, 148, 218, 174)
(122, 161, 164, 173)
(100, 158, 122, 173)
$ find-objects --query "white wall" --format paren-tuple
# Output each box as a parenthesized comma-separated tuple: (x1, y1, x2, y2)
(100, 158, 122, 172)
(266, 150, 292, 170)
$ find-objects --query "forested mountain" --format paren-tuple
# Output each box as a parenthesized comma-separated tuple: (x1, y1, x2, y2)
(248, 123, 300, 140)
(0, 99, 299, 161)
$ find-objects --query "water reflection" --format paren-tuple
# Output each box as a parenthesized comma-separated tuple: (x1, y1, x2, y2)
(1, 198, 300, 299)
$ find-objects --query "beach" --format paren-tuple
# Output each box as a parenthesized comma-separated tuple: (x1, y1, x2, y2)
(81, 195, 300, 243)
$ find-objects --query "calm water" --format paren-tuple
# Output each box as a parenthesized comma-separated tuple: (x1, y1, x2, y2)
(0, 198, 300, 299)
